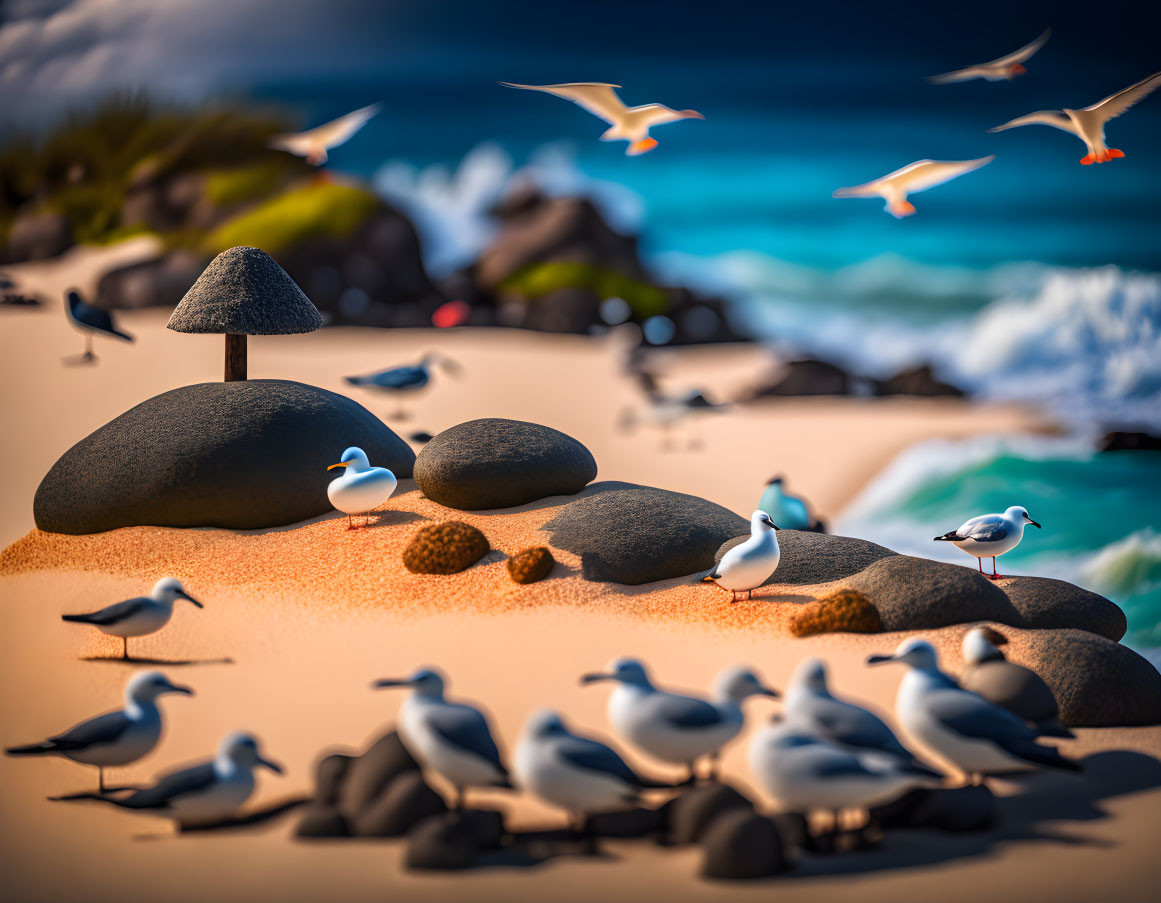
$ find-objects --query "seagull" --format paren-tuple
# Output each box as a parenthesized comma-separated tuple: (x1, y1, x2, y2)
(783, 658, 936, 771)
(59, 732, 283, 829)
(618, 371, 727, 450)
(65, 288, 133, 363)
(702, 510, 781, 602)
(988, 71, 1161, 164)
(748, 722, 942, 829)
(6, 671, 193, 792)
(62, 577, 203, 659)
(868, 638, 1080, 785)
(498, 82, 704, 156)
(833, 157, 994, 218)
(757, 476, 812, 531)
(960, 627, 1073, 739)
(326, 446, 397, 530)
(581, 659, 778, 781)
(374, 667, 512, 809)
(344, 352, 461, 420)
(928, 27, 1051, 84)
(268, 103, 381, 166)
(933, 505, 1041, 579)
(514, 709, 672, 836)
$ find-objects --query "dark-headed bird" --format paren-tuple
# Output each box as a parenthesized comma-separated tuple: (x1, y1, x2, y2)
(65, 288, 133, 362)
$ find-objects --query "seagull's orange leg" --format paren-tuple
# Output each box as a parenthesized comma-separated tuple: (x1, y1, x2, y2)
(627, 138, 659, 156)
(1107, 149, 1125, 159)
(889, 200, 917, 217)
(1080, 154, 1097, 165)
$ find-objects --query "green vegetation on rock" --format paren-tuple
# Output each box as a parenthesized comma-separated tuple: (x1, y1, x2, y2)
(497, 261, 668, 318)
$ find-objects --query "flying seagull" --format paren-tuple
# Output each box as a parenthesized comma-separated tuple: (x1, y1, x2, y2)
(499, 82, 704, 156)
(934, 505, 1041, 579)
(268, 103, 381, 166)
(989, 71, 1161, 164)
(65, 288, 133, 362)
(928, 28, 1051, 84)
(833, 157, 994, 218)
(62, 577, 203, 659)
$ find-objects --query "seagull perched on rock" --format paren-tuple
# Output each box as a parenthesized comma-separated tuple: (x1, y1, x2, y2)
(499, 82, 704, 156)
(6, 671, 193, 792)
(703, 510, 781, 602)
(868, 638, 1080, 785)
(960, 627, 1073, 739)
(582, 659, 778, 781)
(374, 668, 512, 808)
(514, 709, 672, 836)
(326, 446, 397, 529)
(928, 27, 1051, 84)
(833, 157, 994, 218)
(933, 505, 1040, 579)
(268, 104, 381, 166)
(345, 352, 461, 420)
(65, 288, 133, 363)
(989, 71, 1161, 164)
(62, 578, 203, 660)
(59, 732, 283, 829)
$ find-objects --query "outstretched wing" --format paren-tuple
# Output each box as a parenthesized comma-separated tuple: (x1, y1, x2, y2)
(310, 103, 382, 148)
(1087, 71, 1161, 120)
(889, 157, 994, 194)
(988, 111, 1077, 134)
(988, 27, 1051, 67)
(499, 82, 627, 124)
(928, 66, 989, 85)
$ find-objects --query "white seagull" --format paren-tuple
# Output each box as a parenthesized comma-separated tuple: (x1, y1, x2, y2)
(933, 505, 1041, 579)
(62, 577, 203, 659)
(989, 71, 1161, 164)
(268, 103, 381, 166)
(374, 667, 512, 808)
(581, 659, 778, 781)
(703, 510, 781, 602)
(498, 82, 704, 156)
(514, 709, 671, 834)
(326, 446, 397, 529)
(64, 731, 283, 829)
(833, 156, 994, 218)
(6, 671, 193, 792)
(868, 638, 1080, 785)
(928, 28, 1051, 84)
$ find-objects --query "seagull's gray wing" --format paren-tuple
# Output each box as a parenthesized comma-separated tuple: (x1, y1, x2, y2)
(652, 693, 724, 729)
(927, 688, 1038, 744)
(62, 597, 150, 625)
(556, 735, 641, 787)
(429, 704, 507, 773)
(803, 744, 878, 779)
(48, 710, 132, 752)
(813, 698, 912, 759)
(121, 762, 218, 809)
(958, 515, 1008, 542)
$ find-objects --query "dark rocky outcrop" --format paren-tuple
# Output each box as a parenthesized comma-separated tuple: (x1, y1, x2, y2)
(546, 485, 748, 585)
(336, 732, 418, 819)
(1002, 577, 1126, 641)
(1098, 431, 1161, 453)
(874, 364, 965, 398)
(586, 806, 667, 838)
(715, 531, 896, 586)
(415, 419, 597, 510)
(663, 781, 754, 845)
(5, 209, 73, 262)
(34, 380, 414, 534)
(350, 771, 448, 837)
(752, 359, 851, 397)
(700, 809, 789, 879)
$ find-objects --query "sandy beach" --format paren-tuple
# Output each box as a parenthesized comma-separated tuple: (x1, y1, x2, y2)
(1, 307, 1158, 903)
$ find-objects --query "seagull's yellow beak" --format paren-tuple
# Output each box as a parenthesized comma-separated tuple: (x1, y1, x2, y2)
(327, 462, 349, 471)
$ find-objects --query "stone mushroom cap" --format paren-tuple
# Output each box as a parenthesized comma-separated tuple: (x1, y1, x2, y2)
(167, 246, 323, 335)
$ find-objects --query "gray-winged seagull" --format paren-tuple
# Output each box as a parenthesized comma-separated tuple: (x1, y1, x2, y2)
(374, 667, 512, 808)
(62, 577, 203, 659)
(868, 638, 1080, 784)
(702, 510, 781, 602)
(6, 671, 193, 791)
(934, 505, 1041, 579)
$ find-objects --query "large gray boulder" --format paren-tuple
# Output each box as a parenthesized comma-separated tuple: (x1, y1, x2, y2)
(1001, 577, 1126, 641)
(715, 531, 896, 585)
(33, 380, 414, 534)
(545, 485, 748, 584)
(414, 418, 597, 510)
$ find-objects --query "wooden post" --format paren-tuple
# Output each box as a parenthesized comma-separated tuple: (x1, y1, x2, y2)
(225, 333, 247, 381)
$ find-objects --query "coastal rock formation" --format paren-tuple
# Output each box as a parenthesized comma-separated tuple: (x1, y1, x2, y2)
(404, 811, 505, 871)
(700, 809, 789, 879)
(874, 364, 965, 398)
(336, 732, 418, 819)
(546, 485, 747, 584)
(415, 419, 597, 510)
(752, 359, 852, 397)
(5, 209, 73, 262)
(351, 771, 447, 837)
(402, 521, 490, 575)
(664, 781, 754, 845)
(33, 380, 415, 534)
(1002, 577, 1127, 642)
(715, 530, 895, 585)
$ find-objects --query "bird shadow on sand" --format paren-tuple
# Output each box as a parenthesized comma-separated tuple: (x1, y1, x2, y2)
(80, 655, 235, 666)
(464, 481, 641, 520)
(61, 353, 99, 367)
(468, 827, 625, 871)
(51, 794, 308, 838)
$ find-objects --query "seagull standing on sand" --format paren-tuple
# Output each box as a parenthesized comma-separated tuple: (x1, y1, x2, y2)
(62, 578, 203, 660)
(581, 659, 778, 781)
(703, 510, 781, 602)
(6, 671, 193, 792)
(60, 732, 283, 829)
(933, 505, 1041, 579)
(65, 288, 133, 362)
(833, 156, 994, 218)
(345, 352, 461, 420)
(514, 709, 672, 835)
(374, 668, 512, 808)
(868, 638, 1080, 784)
(326, 446, 397, 529)
(499, 82, 704, 156)
(928, 28, 1051, 84)
(989, 71, 1161, 164)
(960, 627, 1073, 738)
(268, 104, 381, 166)
(758, 476, 812, 531)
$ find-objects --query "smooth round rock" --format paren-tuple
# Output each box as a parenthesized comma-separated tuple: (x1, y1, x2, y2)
(402, 521, 490, 575)
(337, 730, 419, 818)
(350, 771, 447, 837)
(1017, 629, 1161, 727)
(34, 380, 415, 534)
(715, 531, 895, 586)
(546, 484, 748, 584)
(586, 806, 666, 838)
(414, 418, 596, 510)
(314, 753, 354, 807)
(845, 555, 1024, 631)
(295, 805, 350, 838)
(1002, 577, 1126, 641)
(664, 781, 754, 845)
(405, 814, 478, 871)
(700, 809, 788, 880)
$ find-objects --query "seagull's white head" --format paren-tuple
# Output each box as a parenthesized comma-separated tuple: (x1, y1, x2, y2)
(524, 708, 570, 740)
(126, 670, 194, 704)
(328, 446, 371, 474)
(715, 665, 780, 704)
(1005, 506, 1041, 529)
(962, 627, 1008, 666)
(218, 731, 283, 774)
(867, 638, 940, 671)
(580, 657, 652, 688)
(151, 577, 202, 608)
(374, 667, 447, 698)
(790, 657, 830, 695)
(751, 510, 780, 533)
